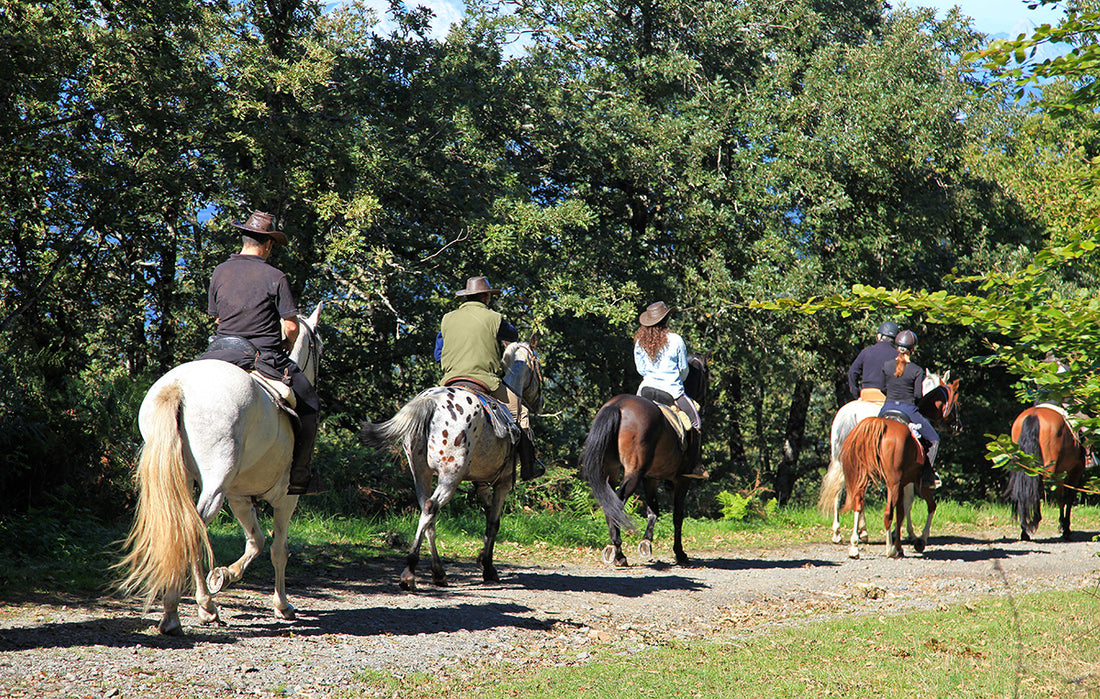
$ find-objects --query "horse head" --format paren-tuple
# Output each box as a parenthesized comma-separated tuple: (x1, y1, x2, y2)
(685, 354, 710, 411)
(503, 340, 543, 413)
(920, 371, 961, 435)
(290, 302, 323, 384)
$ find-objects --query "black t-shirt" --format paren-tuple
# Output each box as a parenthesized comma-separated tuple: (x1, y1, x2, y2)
(882, 360, 925, 405)
(208, 254, 297, 353)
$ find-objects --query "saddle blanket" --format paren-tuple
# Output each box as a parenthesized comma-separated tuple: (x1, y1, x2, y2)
(654, 400, 697, 448)
(471, 392, 521, 443)
(251, 371, 296, 410)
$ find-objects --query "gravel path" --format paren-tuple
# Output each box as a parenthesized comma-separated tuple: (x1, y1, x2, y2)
(2, 527, 1099, 698)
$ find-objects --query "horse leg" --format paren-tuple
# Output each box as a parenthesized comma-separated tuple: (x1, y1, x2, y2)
(158, 586, 184, 636)
(602, 471, 641, 567)
(902, 483, 917, 543)
(912, 489, 936, 554)
(848, 504, 863, 559)
(192, 558, 221, 625)
(476, 480, 511, 583)
(884, 485, 904, 559)
(269, 498, 297, 619)
(638, 479, 659, 561)
(672, 478, 689, 566)
(1058, 482, 1076, 542)
(207, 495, 265, 595)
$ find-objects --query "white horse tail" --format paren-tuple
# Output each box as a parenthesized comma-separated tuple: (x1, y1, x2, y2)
(359, 391, 437, 450)
(115, 381, 213, 609)
(817, 459, 846, 516)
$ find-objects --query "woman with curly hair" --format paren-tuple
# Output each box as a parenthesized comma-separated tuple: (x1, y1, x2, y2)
(633, 301, 707, 478)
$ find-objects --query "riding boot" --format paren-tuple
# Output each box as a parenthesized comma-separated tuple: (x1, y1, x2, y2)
(287, 412, 321, 495)
(921, 441, 941, 490)
(518, 428, 543, 481)
(682, 430, 709, 479)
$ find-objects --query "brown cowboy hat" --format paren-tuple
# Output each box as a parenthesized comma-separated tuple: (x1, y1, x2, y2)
(639, 301, 673, 327)
(455, 276, 501, 297)
(232, 210, 288, 245)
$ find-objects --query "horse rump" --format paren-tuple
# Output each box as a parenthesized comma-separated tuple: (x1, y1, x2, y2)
(581, 403, 637, 533)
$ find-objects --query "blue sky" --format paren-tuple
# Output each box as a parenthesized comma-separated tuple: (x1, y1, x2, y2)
(906, 0, 1064, 38)
(363, 0, 1065, 43)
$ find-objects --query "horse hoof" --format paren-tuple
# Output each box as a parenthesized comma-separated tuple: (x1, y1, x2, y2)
(400, 572, 417, 591)
(275, 603, 296, 621)
(159, 618, 184, 636)
(434, 574, 449, 586)
(197, 605, 221, 625)
(675, 554, 689, 566)
(482, 569, 499, 583)
(638, 540, 652, 560)
(888, 548, 904, 559)
(601, 545, 617, 565)
(206, 568, 227, 594)
(1020, 530, 1031, 542)
(847, 546, 860, 559)
(831, 532, 842, 545)
(912, 538, 926, 554)
(859, 531, 870, 544)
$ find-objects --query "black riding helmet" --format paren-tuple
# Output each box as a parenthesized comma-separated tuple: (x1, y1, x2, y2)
(877, 321, 899, 339)
(895, 330, 917, 350)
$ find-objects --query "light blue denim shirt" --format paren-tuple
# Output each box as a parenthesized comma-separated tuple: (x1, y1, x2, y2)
(634, 332, 689, 398)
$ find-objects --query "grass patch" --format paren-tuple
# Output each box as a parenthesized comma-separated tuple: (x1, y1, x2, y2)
(375, 588, 1100, 698)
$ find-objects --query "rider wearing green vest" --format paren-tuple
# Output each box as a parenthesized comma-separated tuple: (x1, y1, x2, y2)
(439, 276, 540, 480)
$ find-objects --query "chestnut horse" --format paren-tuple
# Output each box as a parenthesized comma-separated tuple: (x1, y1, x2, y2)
(582, 355, 709, 567)
(829, 417, 923, 559)
(1006, 405, 1086, 541)
(820, 373, 961, 548)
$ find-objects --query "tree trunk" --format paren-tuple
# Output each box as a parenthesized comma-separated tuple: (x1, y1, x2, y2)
(774, 378, 813, 506)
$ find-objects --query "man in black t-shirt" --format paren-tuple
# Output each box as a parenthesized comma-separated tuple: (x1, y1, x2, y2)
(202, 211, 320, 496)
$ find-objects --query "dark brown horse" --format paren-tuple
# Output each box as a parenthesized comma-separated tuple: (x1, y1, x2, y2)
(827, 417, 922, 559)
(582, 355, 709, 567)
(1007, 405, 1086, 541)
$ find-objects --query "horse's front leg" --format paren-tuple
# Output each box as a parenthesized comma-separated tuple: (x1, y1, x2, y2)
(207, 496, 265, 595)
(475, 479, 511, 583)
(671, 478, 689, 566)
(638, 479, 660, 560)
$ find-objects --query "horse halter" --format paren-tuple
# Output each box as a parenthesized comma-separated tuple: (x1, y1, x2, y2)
(934, 384, 962, 434)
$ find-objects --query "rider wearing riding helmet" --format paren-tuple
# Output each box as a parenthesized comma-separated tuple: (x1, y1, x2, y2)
(848, 321, 899, 404)
(634, 301, 707, 479)
(878, 330, 941, 489)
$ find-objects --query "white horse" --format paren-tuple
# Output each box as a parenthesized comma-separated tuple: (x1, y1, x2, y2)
(359, 341, 543, 590)
(821, 372, 955, 547)
(116, 304, 322, 635)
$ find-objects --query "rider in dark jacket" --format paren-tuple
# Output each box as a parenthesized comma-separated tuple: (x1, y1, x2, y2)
(848, 321, 898, 403)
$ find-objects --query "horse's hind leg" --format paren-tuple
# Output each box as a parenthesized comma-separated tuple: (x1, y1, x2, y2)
(475, 480, 511, 583)
(602, 469, 641, 567)
(207, 495, 265, 595)
(671, 478, 689, 566)
(269, 499, 297, 619)
(1058, 482, 1077, 541)
(638, 479, 660, 561)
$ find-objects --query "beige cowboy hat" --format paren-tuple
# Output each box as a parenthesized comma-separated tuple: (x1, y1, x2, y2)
(232, 210, 288, 245)
(455, 276, 501, 297)
(639, 301, 673, 327)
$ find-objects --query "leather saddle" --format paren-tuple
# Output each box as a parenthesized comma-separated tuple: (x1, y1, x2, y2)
(443, 378, 520, 443)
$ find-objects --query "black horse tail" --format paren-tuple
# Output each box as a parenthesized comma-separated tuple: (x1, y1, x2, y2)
(581, 404, 637, 534)
(1006, 414, 1043, 537)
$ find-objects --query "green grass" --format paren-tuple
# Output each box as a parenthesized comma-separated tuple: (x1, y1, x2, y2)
(367, 588, 1100, 698)
(5, 500, 1100, 596)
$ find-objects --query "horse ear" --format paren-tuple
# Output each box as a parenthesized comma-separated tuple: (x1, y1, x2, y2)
(941, 370, 950, 383)
(527, 331, 538, 349)
(307, 302, 322, 328)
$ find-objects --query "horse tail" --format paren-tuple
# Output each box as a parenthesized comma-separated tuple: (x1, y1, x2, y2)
(838, 418, 888, 514)
(817, 459, 846, 515)
(359, 392, 436, 450)
(115, 382, 213, 609)
(582, 404, 637, 533)
(1006, 414, 1043, 536)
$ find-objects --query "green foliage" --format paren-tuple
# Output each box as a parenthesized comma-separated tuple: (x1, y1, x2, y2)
(717, 486, 777, 523)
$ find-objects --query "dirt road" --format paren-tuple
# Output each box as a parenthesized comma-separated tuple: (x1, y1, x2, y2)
(2, 527, 1098, 698)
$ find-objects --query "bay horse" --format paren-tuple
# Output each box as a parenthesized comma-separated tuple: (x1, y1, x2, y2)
(820, 372, 960, 547)
(116, 304, 323, 635)
(1006, 404, 1086, 541)
(582, 355, 709, 567)
(359, 341, 543, 590)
